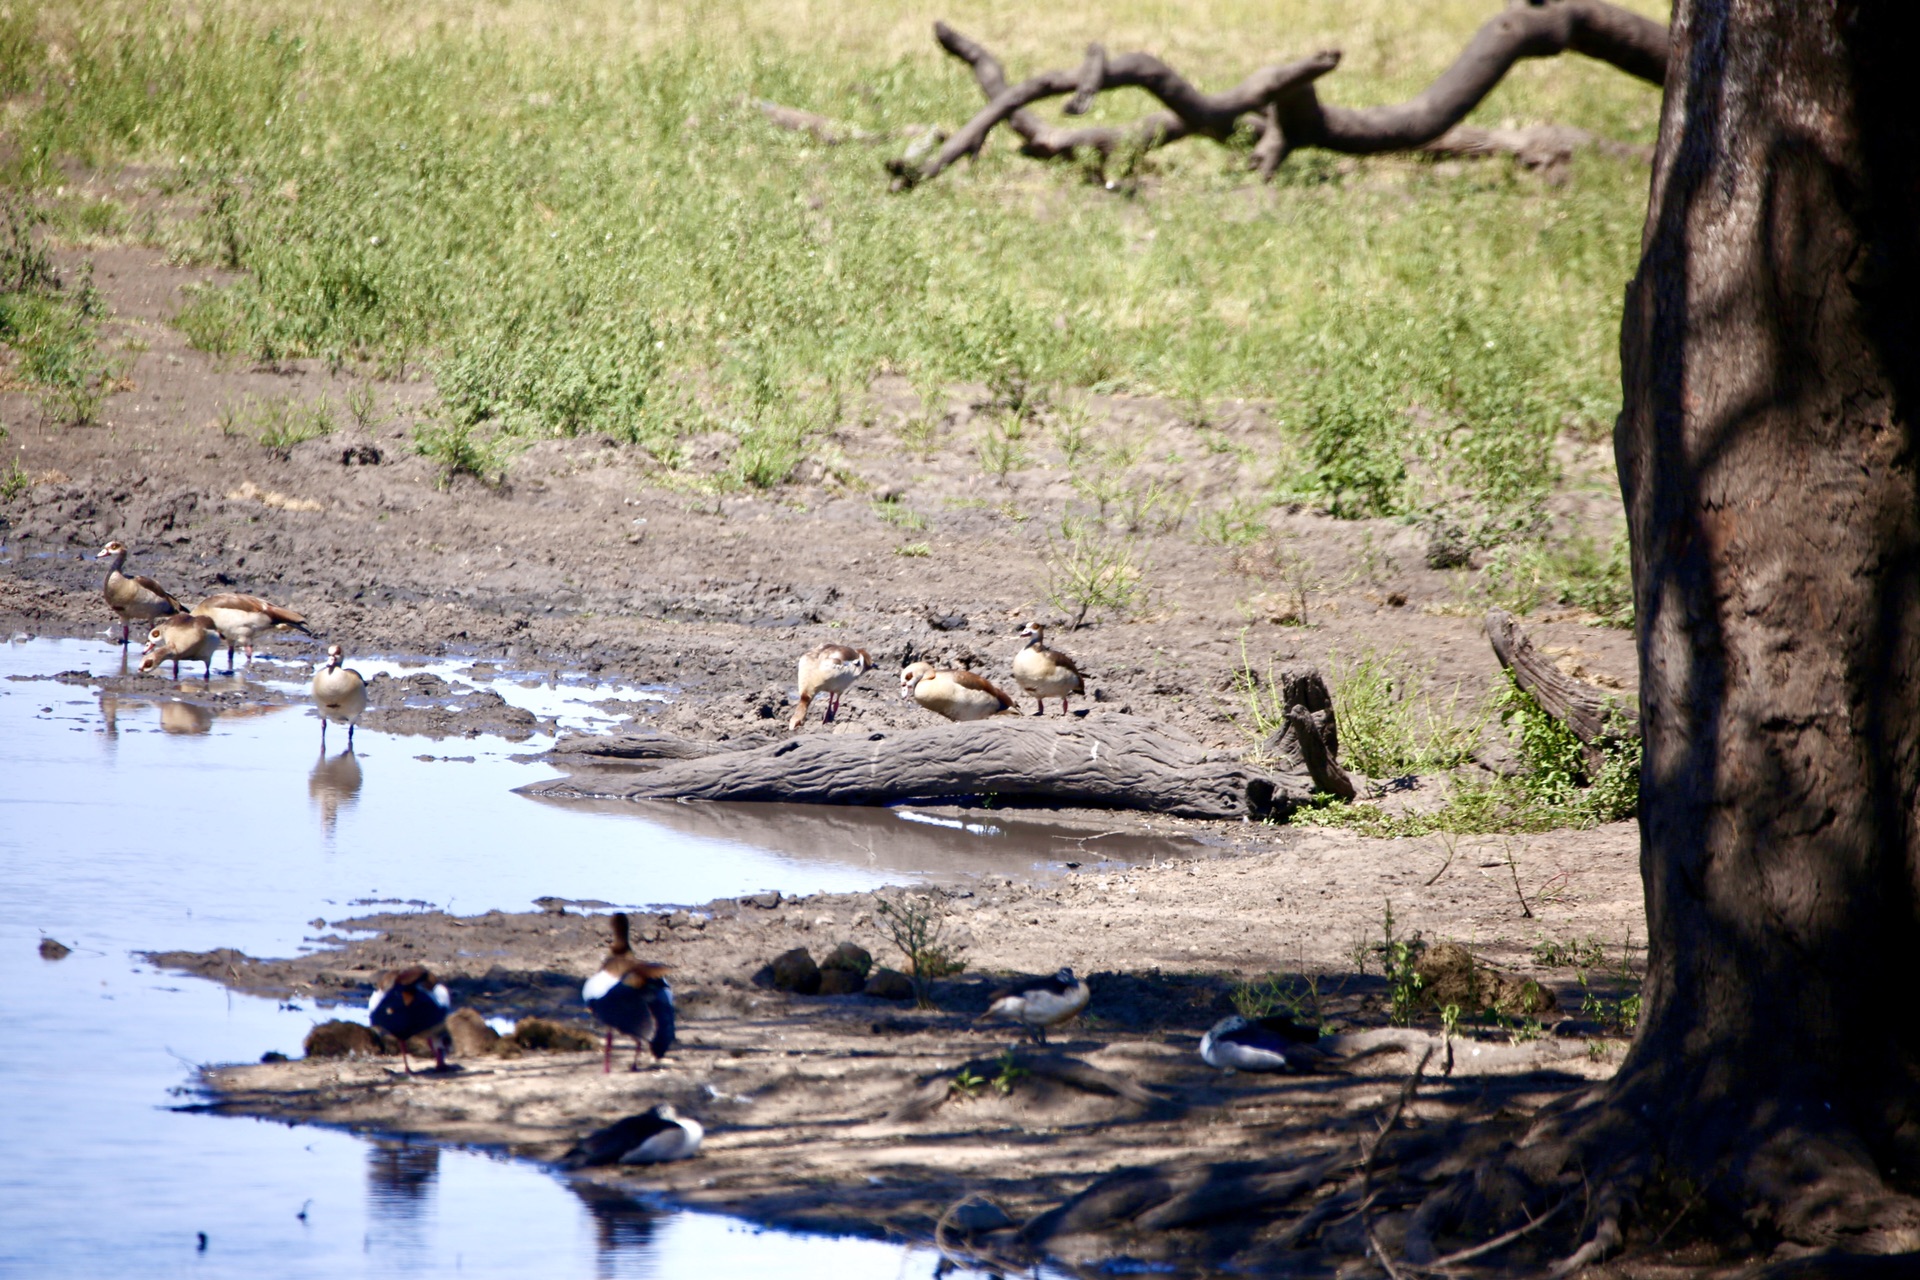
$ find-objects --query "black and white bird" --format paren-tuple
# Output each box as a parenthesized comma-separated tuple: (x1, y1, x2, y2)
(978, 967, 1090, 1044)
(1198, 1013, 1322, 1073)
(368, 966, 453, 1074)
(582, 912, 676, 1074)
(557, 1104, 705, 1168)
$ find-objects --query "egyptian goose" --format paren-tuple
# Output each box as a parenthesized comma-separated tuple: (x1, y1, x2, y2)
(558, 1104, 704, 1167)
(582, 912, 676, 1074)
(368, 966, 453, 1074)
(1012, 622, 1087, 715)
(978, 967, 1090, 1044)
(1199, 1013, 1323, 1073)
(97, 541, 184, 645)
(138, 614, 220, 680)
(193, 592, 313, 670)
(790, 644, 874, 730)
(900, 661, 1014, 722)
(312, 644, 368, 748)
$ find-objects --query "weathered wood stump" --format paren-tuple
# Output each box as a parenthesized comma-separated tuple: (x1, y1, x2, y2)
(1484, 609, 1634, 773)
(521, 715, 1308, 820)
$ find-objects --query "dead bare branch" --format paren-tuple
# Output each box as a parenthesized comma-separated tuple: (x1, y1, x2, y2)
(896, 1, 1666, 187)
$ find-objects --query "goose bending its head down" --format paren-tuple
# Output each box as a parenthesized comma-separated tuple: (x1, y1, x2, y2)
(139, 614, 220, 680)
(192, 593, 313, 671)
(97, 541, 184, 645)
(1198, 1013, 1324, 1074)
(1012, 622, 1088, 716)
(978, 967, 1090, 1044)
(899, 661, 1014, 722)
(368, 966, 453, 1074)
(312, 644, 368, 747)
(558, 1104, 704, 1168)
(582, 912, 676, 1074)
(790, 645, 874, 730)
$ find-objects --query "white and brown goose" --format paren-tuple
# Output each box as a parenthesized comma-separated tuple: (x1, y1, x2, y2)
(899, 661, 1014, 722)
(139, 614, 220, 680)
(193, 592, 313, 671)
(1011, 622, 1087, 716)
(312, 644, 368, 748)
(97, 541, 184, 645)
(790, 644, 874, 730)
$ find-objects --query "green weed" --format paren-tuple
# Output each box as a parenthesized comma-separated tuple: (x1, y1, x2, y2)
(413, 418, 511, 488)
(1327, 647, 1487, 778)
(874, 895, 968, 1008)
(0, 456, 28, 502)
(1043, 516, 1146, 629)
(872, 498, 927, 531)
(1230, 971, 1321, 1027)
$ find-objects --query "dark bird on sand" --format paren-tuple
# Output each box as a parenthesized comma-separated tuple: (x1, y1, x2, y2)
(1199, 1013, 1323, 1073)
(978, 967, 1090, 1044)
(557, 1104, 704, 1167)
(368, 966, 453, 1073)
(582, 912, 676, 1074)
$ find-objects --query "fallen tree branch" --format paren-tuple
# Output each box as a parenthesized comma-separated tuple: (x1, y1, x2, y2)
(523, 715, 1308, 820)
(1484, 608, 1634, 774)
(897, 1, 1665, 187)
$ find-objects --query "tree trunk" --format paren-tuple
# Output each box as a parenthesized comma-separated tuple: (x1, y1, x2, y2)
(1608, 0, 1920, 1253)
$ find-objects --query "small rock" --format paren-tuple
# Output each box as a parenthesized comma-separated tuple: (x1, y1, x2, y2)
(38, 937, 71, 960)
(863, 968, 914, 1000)
(770, 947, 821, 995)
(741, 891, 782, 910)
(512, 1017, 600, 1052)
(446, 1007, 499, 1057)
(533, 897, 570, 915)
(1415, 942, 1480, 1010)
(818, 968, 864, 996)
(820, 942, 873, 977)
(1424, 522, 1473, 570)
(304, 1020, 383, 1059)
(260, 1051, 290, 1064)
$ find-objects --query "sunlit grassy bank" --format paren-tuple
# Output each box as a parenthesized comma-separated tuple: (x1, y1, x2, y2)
(5, 0, 1660, 530)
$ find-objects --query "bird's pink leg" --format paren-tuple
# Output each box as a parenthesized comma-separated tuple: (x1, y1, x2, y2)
(603, 1028, 614, 1074)
(433, 1040, 447, 1071)
(631, 1038, 644, 1072)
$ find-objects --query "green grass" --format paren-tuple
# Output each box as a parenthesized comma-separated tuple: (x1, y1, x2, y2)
(0, 0, 1657, 533)
(0, 199, 120, 425)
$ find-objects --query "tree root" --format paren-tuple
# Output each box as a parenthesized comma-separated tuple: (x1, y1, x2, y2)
(894, 0, 1666, 189)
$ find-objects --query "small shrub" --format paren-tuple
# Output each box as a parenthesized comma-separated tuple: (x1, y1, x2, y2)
(1230, 971, 1321, 1027)
(874, 895, 968, 1008)
(1328, 647, 1486, 778)
(872, 498, 927, 531)
(414, 418, 511, 488)
(0, 456, 29, 502)
(1043, 516, 1146, 629)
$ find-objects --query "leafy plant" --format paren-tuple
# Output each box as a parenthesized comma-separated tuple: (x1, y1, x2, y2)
(1044, 517, 1146, 629)
(874, 895, 968, 1008)
(1327, 647, 1487, 778)
(1371, 901, 1425, 1027)
(872, 498, 927, 530)
(414, 418, 511, 488)
(1230, 971, 1321, 1027)
(0, 456, 29, 502)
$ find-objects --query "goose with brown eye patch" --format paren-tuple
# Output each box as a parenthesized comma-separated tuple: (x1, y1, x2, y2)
(311, 644, 368, 748)
(790, 644, 874, 730)
(192, 591, 314, 671)
(1012, 621, 1088, 716)
(139, 613, 220, 680)
(97, 540, 186, 645)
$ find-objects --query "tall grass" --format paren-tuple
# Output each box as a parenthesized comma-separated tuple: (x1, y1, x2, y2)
(3, 0, 1658, 515)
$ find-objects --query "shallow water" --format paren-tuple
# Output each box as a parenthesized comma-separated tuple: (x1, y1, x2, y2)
(0, 635, 1149, 1276)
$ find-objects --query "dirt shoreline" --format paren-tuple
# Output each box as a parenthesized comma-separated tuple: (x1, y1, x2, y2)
(160, 816, 1643, 1270)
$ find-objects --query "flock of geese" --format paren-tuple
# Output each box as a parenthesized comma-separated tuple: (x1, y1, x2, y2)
(101, 538, 1317, 1166)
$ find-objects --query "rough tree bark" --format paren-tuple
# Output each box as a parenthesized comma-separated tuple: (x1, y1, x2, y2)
(522, 715, 1309, 821)
(1411, 0, 1920, 1268)
(896, 0, 1665, 188)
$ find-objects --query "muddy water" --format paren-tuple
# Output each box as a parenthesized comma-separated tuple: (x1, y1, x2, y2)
(0, 635, 1133, 1277)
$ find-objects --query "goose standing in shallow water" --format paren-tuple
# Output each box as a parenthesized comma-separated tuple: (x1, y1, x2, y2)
(139, 614, 220, 680)
(979, 967, 1090, 1044)
(192, 592, 313, 671)
(900, 661, 1014, 722)
(312, 644, 368, 747)
(582, 912, 676, 1074)
(790, 644, 873, 729)
(97, 541, 184, 645)
(1199, 1014, 1323, 1073)
(368, 967, 453, 1074)
(558, 1104, 704, 1167)
(1011, 622, 1088, 715)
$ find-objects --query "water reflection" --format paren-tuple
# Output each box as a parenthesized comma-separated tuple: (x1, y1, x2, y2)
(366, 1139, 440, 1268)
(570, 1181, 663, 1279)
(309, 745, 364, 836)
(159, 700, 214, 735)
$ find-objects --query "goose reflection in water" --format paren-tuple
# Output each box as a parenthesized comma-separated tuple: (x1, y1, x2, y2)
(571, 1181, 662, 1278)
(309, 744, 363, 836)
(158, 700, 213, 735)
(366, 1140, 439, 1266)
